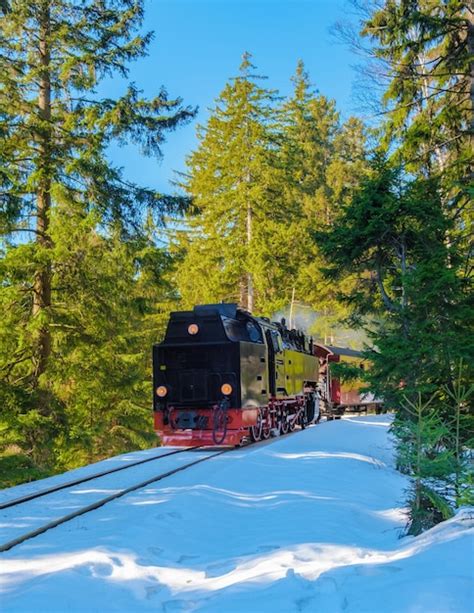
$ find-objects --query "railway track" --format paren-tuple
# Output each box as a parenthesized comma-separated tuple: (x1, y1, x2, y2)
(0, 446, 202, 511)
(0, 427, 308, 554)
(0, 446, 229, 553)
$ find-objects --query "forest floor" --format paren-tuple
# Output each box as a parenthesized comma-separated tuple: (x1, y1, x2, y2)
(0, 415, 473, 612)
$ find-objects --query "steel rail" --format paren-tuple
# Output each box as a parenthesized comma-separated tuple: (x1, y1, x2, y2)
(0, 449, 229, 553)
(0, 446, 202, 511)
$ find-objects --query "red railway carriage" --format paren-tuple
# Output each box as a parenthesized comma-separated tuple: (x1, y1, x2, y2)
(315, 344, 383, 417)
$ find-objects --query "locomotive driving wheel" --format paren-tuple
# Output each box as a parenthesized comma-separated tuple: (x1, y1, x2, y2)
(250, 409, 263, 442)
(304, 392, 316, 425)
(212, 399, 229, 445)
(280, 407, 289, 434)
(261, 406, 271, 439)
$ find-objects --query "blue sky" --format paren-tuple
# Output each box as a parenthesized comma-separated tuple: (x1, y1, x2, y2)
(108, 0, 362, 194)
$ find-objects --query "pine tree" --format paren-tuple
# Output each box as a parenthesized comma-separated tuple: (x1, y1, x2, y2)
(321, 1, 474, 531)
(0, 0, 195, 481)
(362, 0, 473, 269)
(279, 61, 368, 339)
(317, 156, 471, 403)
(175, 53, 288, 314)
(395, 393, 455, 535)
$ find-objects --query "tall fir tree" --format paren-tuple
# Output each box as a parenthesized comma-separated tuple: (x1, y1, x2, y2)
(0, 0, 195, 481)
(175, 53, 290, 314)
(317, 0, 474, 532)
(362, 0, 473, 267)
(279, 61, 368, 340)
(315, 156, 472, 532)
(176, 57, 368, 330)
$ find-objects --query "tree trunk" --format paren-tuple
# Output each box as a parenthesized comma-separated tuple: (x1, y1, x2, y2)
(246, 200, 254, 313)
(33, 1, 52, 382)
(467, 7, 474, 144)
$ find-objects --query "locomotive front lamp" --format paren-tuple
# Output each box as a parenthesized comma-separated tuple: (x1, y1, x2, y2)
(187, 323, 199, 335)
(156, 385, 168, 398)
(221, 383, 233, 396)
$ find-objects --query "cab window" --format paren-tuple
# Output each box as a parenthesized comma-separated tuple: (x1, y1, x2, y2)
(221, 316, 263, 343)
(271, 330, 283, 352)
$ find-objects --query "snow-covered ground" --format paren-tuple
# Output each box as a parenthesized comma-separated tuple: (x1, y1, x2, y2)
(1, 415, 473, 612)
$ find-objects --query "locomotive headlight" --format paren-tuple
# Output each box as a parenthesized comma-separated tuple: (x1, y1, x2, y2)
(156, 385, 168, 398)
(188, 323, 199, 335)
(221, 383, 233, 396)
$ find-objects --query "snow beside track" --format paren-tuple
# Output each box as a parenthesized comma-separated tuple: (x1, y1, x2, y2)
(1, 416, 473, 612)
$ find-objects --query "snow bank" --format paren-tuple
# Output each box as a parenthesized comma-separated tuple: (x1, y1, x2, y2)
(1, 416, 473, 612)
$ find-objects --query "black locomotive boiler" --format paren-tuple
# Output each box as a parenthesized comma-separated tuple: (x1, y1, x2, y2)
(153, 303, 321, 446)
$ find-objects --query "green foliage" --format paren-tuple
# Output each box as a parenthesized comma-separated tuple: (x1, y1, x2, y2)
(0, 0, 195, 233)
(280, 63, 368, 332)
(316, 155, 472, 409)
(457, 471, 474, 507)
(406, 483, 454, 536)
(329, 361, 364, 384)
(395, 394, 455, 478)
(393, 393, 456, 535)
(1, 210, 172, 476)
(174, 53, 286, 313)
(174, 56, 367, 324)
(316, 154, 472, 533)
(0, 451, 52, 489)
(362, 0, 472, 295)
(363, 0, 472, 168)
(317, 0, 473, 534)
(443, 360, 474, 505)
(0, 0, 193, 484)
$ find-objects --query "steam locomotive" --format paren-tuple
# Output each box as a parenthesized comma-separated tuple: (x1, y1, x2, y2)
(152, 303, 378, 446)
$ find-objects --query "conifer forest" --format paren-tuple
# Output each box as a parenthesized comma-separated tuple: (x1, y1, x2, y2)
(0, 0, 472, 535)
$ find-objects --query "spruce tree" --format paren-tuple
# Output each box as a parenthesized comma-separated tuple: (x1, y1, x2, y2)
(0, 0, 194, 480)
(396, 393, 455, 535)
(176, 57, 368, 325)
(315, 153, 473, 528)
(316, 156, 470, 403)
(175, 53, 287, 313)
(319, 1, 473, 531)
(362, 0, 473, 265)
(279, 61, 368, 339)
(279, 61, 339, 224)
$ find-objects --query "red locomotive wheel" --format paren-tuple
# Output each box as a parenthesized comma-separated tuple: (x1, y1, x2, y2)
(280, 409, 289, 434)
(289, 411, 298, 431)
(261, 407, 271, 439)
(212, 406, 228, 445)
(250, 410, 263, 442)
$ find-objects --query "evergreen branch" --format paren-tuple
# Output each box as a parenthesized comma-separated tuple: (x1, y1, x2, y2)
(375, 257, 398, 313)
